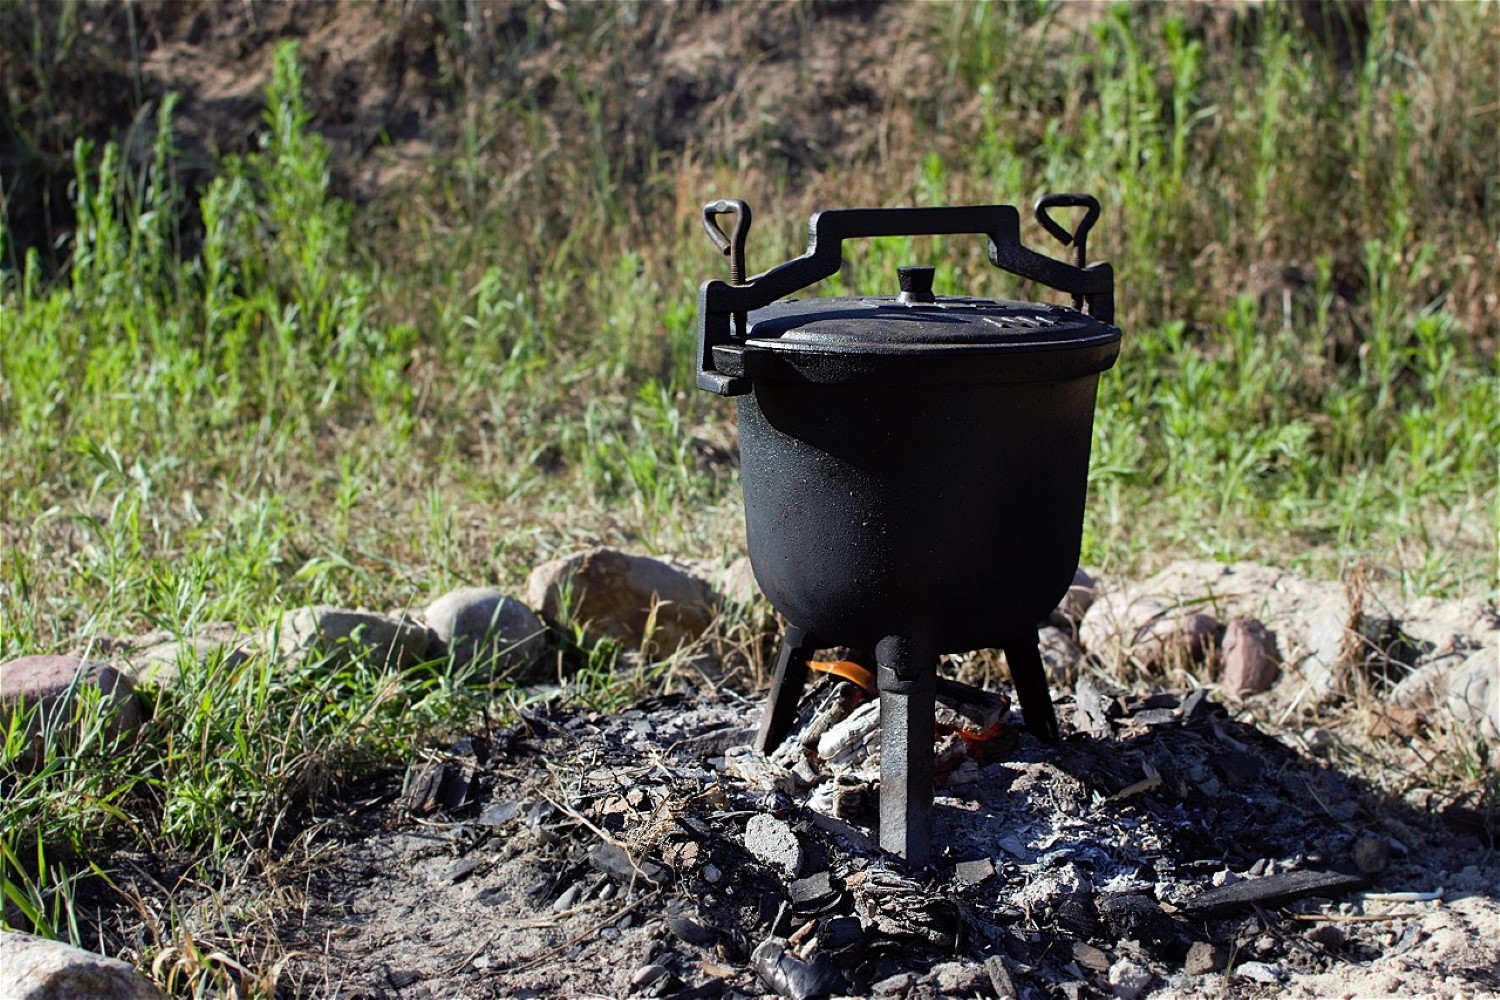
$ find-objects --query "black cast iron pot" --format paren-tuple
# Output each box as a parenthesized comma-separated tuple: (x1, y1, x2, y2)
(696, 199, 1121, 864)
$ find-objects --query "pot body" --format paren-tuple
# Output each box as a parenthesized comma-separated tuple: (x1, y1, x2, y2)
(737, 373, 1101, 653)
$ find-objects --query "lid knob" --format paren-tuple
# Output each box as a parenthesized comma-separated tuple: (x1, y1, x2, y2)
(897, 266, 937, 304)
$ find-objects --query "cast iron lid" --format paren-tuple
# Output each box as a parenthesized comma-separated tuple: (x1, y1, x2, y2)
(714, 265, 1121, 386)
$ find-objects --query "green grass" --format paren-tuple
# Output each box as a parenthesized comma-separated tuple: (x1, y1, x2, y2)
(1, 1, 1497, 990)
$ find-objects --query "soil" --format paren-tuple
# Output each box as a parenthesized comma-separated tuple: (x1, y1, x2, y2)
(85, 675, 1499, 999)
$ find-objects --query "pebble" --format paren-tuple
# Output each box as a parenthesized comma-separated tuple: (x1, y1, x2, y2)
(954, 857, 996, 886)
(872, 972, 917, 996)
(1354, 836, 1392, 875)
(630, 963, 669, 988)
(1303, 727, 1335, 755)
(744, 814, 804, 877)
(552, 884, 580, 912)
(1183, 941, 1227, 975)
(667, 916, 714, 945)
(1220, 618, 1281, 695)
(931, 960, 989, 995)
(703, 863, 723, 883)
(1234, 960, 1282, 983)
(985, 954, 1020, 998)
(1108, 958, 1153, 999)
(1071, 941, 1111, 973)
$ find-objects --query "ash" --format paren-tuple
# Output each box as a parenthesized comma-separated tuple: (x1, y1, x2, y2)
(289, 678, 1500, 999)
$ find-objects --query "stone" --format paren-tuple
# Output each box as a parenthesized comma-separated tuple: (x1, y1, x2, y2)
(118, 625, 251, 688)
(630, 963, 669, 988)
(1353, 837, 1391, 875)
(1390, 649, 1469, 710)
(1056, 567, 1100, 625)
(872, 972, 918, 996)
(930, 960, 989, 996)
(423, 587, 546, 673)
(0, 655, 145, 758)
(1038, 627, 1085, 686)
(1078, 590, 1218, 673)
(1108, 958, 1153, 999)
(954, 857, 995, 886)
(273, 606, 433, 670)
(744, 814, 803, 877)
(1071, 941, 1111, 973)
(0, 931, 167, 999)
(526, 547, 716, 656)
(1447, 647, 1498, 741)
(1233, 961, 1282, 984)
(1183, 941, 1227, 975)
(985, 955, 1019, 998)
(1220, 618, 1281, 695)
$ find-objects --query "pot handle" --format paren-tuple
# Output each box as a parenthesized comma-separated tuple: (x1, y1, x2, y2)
(697, 202, 1114, 395)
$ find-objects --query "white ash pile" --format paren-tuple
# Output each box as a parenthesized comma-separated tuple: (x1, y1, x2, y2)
(284, 679, 1499, 1000)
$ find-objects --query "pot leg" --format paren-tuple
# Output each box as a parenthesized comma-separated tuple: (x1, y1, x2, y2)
(755, 624, 817, 753)
(876, 634, 936, 867)
(1004, 638, 1060, 745)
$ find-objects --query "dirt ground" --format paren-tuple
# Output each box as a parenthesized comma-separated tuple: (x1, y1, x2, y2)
(188, 681, 1497, 999)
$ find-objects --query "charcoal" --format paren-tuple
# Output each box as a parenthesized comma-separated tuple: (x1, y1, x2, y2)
(752, 938, 842, 1000)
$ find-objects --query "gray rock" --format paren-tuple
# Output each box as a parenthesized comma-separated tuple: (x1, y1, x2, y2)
(1220, 618, 1281, 696)
(744, 813, 803, 877)
(1038, 626, 1084, 686)
(986, 955, 1019, 998)
(1108, 958, 1153, 999)
(0, 655, 145, 759)
(930, 960, 989, 996)
(118, 624, 251, 688)
(1233, 960, 1282, 984)
(423, 587, 545, 673)
(872, 972, 918, 996)
(1447, 647, 1498, 741)
(0, 931, 167, 999)
(1300, 604, 1357, 701)
(526, 547, 716, 656)
(1056, 567, 1100, 625)
(1390, 649, 1470, 710)
(273, 606, 433, 670)
(630, 963, 669, 987)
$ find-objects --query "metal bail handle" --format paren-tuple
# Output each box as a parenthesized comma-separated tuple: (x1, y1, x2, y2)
(695, 199, 1115, 396)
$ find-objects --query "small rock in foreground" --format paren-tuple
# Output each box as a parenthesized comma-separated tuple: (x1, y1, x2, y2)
(744, 813, 804, 877)
(0, 931, 167, 1000)
(0, 655, 145, 758)
(1220, 618, 1281, 696)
